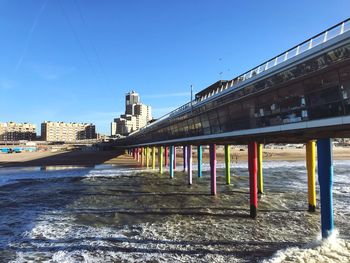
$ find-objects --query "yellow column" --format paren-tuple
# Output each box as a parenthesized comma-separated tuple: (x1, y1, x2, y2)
(306, 140, 316, 212)
(159, 146, 163, 174)
(146, 147, 150, 168)
(257, 143, 263, 194)
(152, 146, 156, 170)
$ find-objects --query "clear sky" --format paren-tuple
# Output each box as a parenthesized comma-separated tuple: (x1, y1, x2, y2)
(0, 0, 349, 135)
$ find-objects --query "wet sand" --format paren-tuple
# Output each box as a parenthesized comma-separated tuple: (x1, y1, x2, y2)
(0, 150, 135, 168)
(1, 146, 350, 168)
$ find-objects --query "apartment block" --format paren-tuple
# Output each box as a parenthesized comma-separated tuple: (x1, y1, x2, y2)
(0, 122, 36, 141)
(41, 121, 96, 142)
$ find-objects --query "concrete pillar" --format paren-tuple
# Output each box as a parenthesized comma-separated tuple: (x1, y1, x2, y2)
(210, 144, 216, 195)
(257, 143, 264, 194)
(225, 145, 230, 185)
(197, 145, 202, 178)
(306, 140, 316, 212)
(173, 146, 177, 170)
(317, 138, 334, 238)
(187, 145, 192, 185)
(248, 142, 258, 219)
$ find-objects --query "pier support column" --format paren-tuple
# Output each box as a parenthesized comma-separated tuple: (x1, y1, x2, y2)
(141, 148, 144, 166)
(170, 146, 174, 178)
(306, 140, 316, 212)
(159, 146, 164, 174)
(317, 138, 334, 238)
(136, 148, 140, 162)
(248, 142, 258, 219)
(146, 147, 150, 168)
(187, 145, 192, 185)
(210, 144, 217, 195)
(174, 147, 177, 170)
(183, 146, 187, 172)
(197, 145, 202, 178)
(165, 147, 169, 167)
(152, 146, 156, 170)
(257, 143, 264, 194)
(225, 145, 230, 185)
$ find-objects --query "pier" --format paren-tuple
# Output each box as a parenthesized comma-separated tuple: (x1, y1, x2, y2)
(115, 19, 350, 239)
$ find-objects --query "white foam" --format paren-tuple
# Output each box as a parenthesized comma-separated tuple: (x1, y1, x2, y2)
(262, 230, 350, 263)
(0, 165, 140, 187)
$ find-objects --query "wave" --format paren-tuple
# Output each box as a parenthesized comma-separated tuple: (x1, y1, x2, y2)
(262, 230, 350, 263)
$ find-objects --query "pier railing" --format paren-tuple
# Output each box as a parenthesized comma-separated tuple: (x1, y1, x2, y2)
(130, 18, 350, 136)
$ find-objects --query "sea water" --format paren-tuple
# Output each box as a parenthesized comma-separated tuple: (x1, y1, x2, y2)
(0, 161, 349, 262)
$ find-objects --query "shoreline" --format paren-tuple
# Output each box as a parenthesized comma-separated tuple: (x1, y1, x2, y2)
(1, 146, 350, 168)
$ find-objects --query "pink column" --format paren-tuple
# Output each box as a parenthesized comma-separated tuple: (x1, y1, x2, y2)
(210, 144, 216, 195)
(248, 142, 258, 218)
(183, 146, 187, 172)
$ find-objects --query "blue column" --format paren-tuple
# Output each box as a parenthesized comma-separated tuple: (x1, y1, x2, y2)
(317, 138, 334, 239)
(197, 145, 202, 178)
(170, 145, 174, 178)
(183, 146, 187, 172)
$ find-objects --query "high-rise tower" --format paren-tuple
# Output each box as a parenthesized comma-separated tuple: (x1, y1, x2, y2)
(111, 91, 152, 136)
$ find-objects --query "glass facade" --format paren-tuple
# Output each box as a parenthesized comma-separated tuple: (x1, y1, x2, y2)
(127, 43, 350, 144)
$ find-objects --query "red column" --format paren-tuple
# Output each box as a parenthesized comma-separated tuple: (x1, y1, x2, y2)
(248, 142, 258, 218)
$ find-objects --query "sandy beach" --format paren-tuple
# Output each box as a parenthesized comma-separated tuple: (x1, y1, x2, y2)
(1, 145, 350, 168)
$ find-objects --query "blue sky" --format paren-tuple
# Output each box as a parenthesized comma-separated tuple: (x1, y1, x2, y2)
(0, 0, 349, 135)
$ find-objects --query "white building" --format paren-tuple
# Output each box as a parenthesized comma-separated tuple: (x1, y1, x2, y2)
(41, 121, 96, 142)
(0, 122, 36, 141)
(111, 91, 152, 136)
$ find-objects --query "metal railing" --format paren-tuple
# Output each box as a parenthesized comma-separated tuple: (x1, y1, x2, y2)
(129, 18, 350, 136)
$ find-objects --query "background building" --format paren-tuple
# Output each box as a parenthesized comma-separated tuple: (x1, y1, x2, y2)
(41, 121, 96, 142)
(0, 122, 36, 141)
(111, 91, 152, 136)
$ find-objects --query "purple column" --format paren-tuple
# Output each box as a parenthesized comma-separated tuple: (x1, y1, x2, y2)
(210, 144, 217, 195)
(165, 147, 169, 167)
(187, 145, 192, 185)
